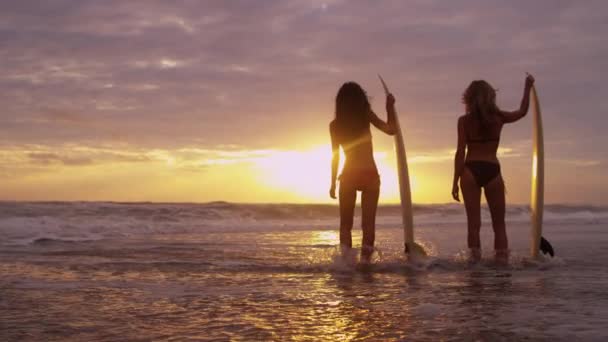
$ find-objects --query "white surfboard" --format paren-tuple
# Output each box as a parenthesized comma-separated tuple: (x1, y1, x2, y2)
(530, 85, 554, 259)
(379, 75, 426, 257)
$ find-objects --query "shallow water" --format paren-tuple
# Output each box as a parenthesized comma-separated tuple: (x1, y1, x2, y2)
(1, 202, 607, 341)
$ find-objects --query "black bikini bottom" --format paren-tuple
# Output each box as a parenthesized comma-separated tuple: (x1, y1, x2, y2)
(465, 161, 501, 187)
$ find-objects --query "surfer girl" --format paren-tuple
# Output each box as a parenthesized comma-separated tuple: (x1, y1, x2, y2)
(452, 74, 535, 264)
(329, 82, 397, 262)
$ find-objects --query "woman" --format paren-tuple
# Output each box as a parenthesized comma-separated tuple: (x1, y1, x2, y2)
(452, 74, 535, 264)
(329, 82, 396, 262)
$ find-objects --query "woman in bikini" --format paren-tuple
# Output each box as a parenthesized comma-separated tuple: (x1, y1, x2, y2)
(330, 82, 396, 262)
(452, 74, 535, 264)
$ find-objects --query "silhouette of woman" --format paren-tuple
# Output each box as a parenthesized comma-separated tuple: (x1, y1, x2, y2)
(330, 82, 396, 262)
(452, 74, 535, 264)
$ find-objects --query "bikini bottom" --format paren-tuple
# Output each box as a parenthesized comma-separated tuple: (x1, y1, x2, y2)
(465, 161, 501, 187)
(339, 170, 380, 191)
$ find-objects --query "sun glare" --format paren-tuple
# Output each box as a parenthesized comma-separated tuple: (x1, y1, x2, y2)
(252, 145, 402, 202)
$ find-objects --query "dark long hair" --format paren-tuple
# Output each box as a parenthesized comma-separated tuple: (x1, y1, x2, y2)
(334, 82, 371, 141)
(462, 80, 500, 135)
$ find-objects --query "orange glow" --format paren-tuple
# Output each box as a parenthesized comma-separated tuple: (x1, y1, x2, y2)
(251, 145, 408, 203)
(0, 144, 467, 204)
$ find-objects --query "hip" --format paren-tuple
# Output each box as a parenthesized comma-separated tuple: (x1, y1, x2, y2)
(339, 169, 380, 190)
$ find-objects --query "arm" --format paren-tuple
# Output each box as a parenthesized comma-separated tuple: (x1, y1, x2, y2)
(500, 74, 535, 123)
(329, 122, 339, 199)
(368, 94, 397, 135)
(452, 116, 466, 201)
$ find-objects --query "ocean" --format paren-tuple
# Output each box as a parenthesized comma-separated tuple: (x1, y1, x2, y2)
(1, 201, 607, 341)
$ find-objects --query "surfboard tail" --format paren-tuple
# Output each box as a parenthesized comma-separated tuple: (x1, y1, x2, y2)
(405, 242, 427, 257)
(540, 236, 554, 257)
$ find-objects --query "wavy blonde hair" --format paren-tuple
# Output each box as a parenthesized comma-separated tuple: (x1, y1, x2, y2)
(462, 80, 500, 132)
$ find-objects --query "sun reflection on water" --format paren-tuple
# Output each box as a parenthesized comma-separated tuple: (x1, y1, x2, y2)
(311, 230, 339, 245)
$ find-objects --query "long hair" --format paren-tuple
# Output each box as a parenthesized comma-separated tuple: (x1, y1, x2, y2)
(334, 82, 371, 141)
(462, 80, 500, 135)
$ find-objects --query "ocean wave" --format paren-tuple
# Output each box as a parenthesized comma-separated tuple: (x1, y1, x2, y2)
(1, 201, 606, 219)
(28, 252, 562, 274)
(0, 201, 606, 245)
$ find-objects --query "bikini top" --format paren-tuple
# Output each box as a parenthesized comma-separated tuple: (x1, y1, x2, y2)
(467, 136, 500, 143)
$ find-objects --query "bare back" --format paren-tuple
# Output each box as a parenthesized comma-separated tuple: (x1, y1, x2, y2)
(330, 120, 378, 174)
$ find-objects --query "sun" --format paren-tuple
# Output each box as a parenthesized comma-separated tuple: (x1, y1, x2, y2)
(251, 145, 403, 202)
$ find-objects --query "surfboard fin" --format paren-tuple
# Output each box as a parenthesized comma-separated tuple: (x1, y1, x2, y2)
(405, 242, 427, 257)
(540, 236, 554, 257)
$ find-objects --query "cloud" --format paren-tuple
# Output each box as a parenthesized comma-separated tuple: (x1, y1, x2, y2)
(27, 152, 61, 165)
(39, 109, 86, 124)
(406, 146, 522, 164)
(2, 145, 154, 171)
(0, 1, 606, 202)
(0, 144, 279, 176)
(548, 159, 602, 167)
(0, 1, 604, 150)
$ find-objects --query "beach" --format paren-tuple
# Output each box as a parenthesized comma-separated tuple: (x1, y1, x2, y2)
(2, 1, 608, 341)
(1, 202, 607, 341)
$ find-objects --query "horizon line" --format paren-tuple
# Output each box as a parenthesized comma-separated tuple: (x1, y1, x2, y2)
(0, 199, 605, 208)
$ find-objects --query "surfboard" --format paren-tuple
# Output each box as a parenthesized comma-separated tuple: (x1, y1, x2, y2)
(530, 85, 554, 259)
(378, 75, 426, 257)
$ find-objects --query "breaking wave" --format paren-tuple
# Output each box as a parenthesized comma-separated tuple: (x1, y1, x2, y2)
(0, 201, 606, 245)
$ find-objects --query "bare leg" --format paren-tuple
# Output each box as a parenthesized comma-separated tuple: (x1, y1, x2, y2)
(460, 167, 482, 261)
(484, 175, 508, 264)
(361, 183, 380, 261)
(339, 182, 357, 249)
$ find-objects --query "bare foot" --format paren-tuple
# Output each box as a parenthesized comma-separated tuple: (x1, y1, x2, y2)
(495, 249, 509, 266)
(469, 248, 481, 264)
(360, 245, 374, 264)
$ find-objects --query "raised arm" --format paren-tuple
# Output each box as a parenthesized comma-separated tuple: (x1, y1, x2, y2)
(329, 121, 339, 199)
(452, 116, 467, 201)
(500, 74, 535, 123)
(368, 94, 397, 135)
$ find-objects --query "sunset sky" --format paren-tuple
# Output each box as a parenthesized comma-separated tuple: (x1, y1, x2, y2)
(1, 1, 606, 204)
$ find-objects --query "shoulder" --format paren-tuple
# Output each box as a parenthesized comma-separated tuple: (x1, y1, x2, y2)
(457, 115, 470, 136)
(329, 120, 339, 137)
(330, 119, 337, 130)
(457, 114, 468, 126)
(495, 110, 507, 123)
